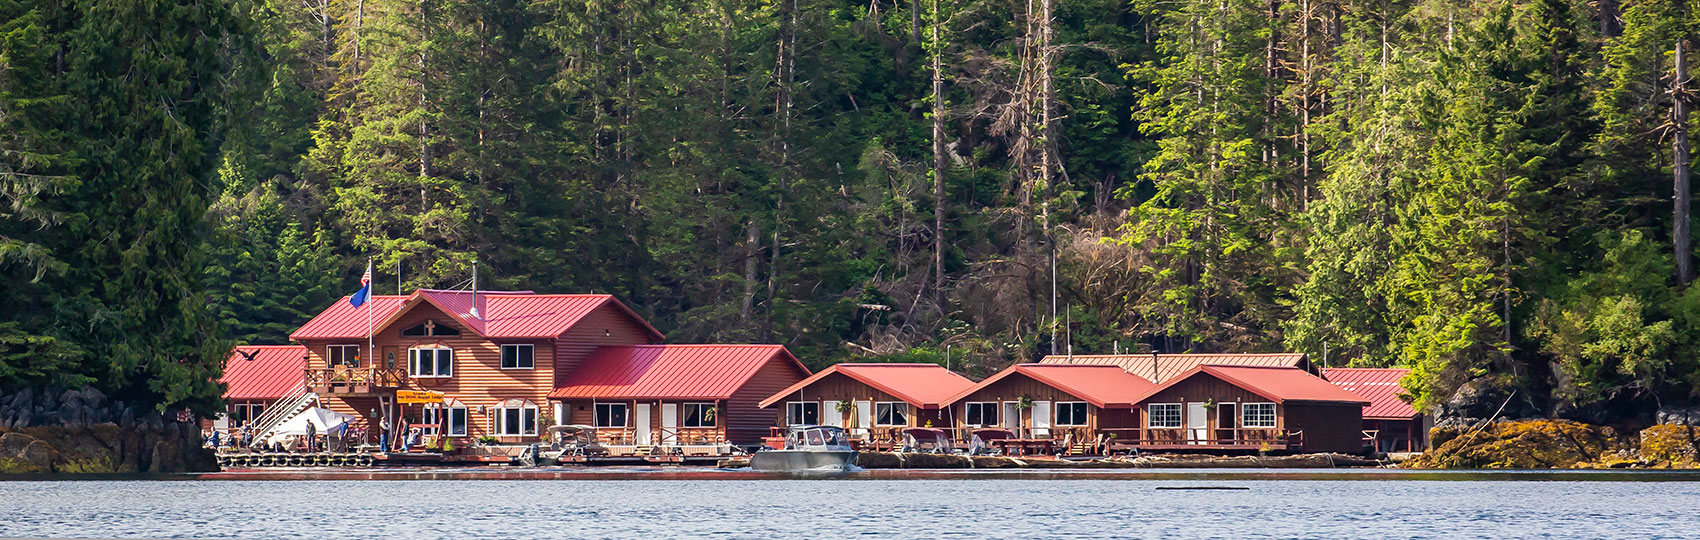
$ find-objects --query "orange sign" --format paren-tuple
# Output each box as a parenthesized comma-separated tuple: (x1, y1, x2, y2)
(396, 390, 444, 404)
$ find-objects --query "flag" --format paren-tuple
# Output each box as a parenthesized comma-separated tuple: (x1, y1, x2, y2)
(349, 262, 373, 307)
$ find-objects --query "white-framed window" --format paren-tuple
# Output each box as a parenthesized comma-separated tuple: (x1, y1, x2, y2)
(422, 401, 469, 437)
(1148, 403, 1182, 429)
(326, 344, 361, 367)
(407, 346, 454, 378)
(500, 344, 534, 369)
(228, 403, 264, 426)
(964, 402, 999, 427)
(1242, 402, 1277, 428)
(682, 402, 716, 428)
(594, 403, 629, 428)
(785, 401, 820, 425)
(874, 402, 908, 426)
(495, 400, 539, 436)
(1055, 402, 1089, 426)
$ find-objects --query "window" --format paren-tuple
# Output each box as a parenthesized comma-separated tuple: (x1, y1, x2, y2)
(1055, 402, 1089, 426)
(407, 347, 454, 378)
(785, 401, 819, 426)
(964, 402, 999, 427)
(500, 344, 535, 369)
(594, 403, 629, 428)
(228, 403, 264, 426)
(1148, 403, 1182, 429)
(495, 401, 538, 436)
(682, 403, 716, 428)
(874, 402, 908, 426)
(422, 402, 469, 437)
(326, 345, 361, 367)
(1242, 402, 1277, 428)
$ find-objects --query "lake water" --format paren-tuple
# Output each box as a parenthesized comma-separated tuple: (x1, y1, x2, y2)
(2, 468, 1698, 539)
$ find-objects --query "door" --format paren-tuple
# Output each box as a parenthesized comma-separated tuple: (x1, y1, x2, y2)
(660, 403, 678, 445)
(1186, 402, 1209, 444)
(1032, 401, 1052, 438)
(1002, 402, 1020, 432)
(1216, 403, 1236, 444)
(821, 401, 844, 427)
(854, 400, 873, 438)
(635, 403, 653, 445)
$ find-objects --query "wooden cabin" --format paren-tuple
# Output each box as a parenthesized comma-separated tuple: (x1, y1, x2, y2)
(1322, 368, 1427, 453)
(548, 344, 810, 453)
(757, 364, 976, 447)
(218, 345, 308, 431)
(943, 364, 1156, 448)
(1039, 353, 1311, 383)
(1125, 365, 1369, 454)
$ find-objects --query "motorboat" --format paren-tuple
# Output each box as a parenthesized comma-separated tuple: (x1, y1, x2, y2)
(539, 424, 610, 464)
(900, 427, 954, 454)
(749, 425, 857, 472)
(969, 427, 1015, 455)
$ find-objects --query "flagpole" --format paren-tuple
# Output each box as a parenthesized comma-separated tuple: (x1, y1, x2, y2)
(367, 258, 374, 367)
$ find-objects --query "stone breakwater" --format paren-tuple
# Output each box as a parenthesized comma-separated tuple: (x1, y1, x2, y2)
(717, 452, 1382, 469)
(0, 386, 216, 474)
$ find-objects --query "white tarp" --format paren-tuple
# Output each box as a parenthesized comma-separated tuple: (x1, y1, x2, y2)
(267, 407, 355, 444)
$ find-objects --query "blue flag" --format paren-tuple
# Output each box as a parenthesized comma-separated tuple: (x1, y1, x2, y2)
(349, 262, 373, 307)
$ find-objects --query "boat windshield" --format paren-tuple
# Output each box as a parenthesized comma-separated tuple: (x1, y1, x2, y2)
(805, 429, 826, 446)
(823, 429, 845, 447)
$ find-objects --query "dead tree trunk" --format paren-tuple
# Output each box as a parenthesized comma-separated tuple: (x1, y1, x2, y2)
(1677, 39, 1693, 286)
(931, 0, 947, 311)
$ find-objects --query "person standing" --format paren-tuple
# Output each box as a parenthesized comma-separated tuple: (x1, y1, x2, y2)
(304, 419, 317, 452)
(379, 417, 391, 453)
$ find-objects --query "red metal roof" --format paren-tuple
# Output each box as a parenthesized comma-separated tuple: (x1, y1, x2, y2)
(946, 364, 1157, 409)
(1038, 353, 1307, 382)
(758, 364, 976, 409)
(290, 289, 664, 341)
(548, 345, 808, 400)
(1131, 365, 1368, 405)
(1322, 368, 1419, 420)
(221, 345, 307, 401)
(288, 296, 408, 341)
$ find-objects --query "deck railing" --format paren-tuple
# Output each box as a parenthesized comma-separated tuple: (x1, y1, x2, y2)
(303, 366, 406, 394)
(1096, 427, 1303, 449)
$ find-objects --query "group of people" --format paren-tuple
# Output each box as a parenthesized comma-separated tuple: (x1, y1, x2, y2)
(377, 417, 427, 453)
(202, 416, 437, 454)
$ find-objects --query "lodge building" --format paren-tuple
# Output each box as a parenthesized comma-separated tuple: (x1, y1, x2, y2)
(219, 290, 1421, 457)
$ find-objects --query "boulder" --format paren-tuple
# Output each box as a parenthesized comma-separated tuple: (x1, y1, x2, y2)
(1407, 419, 1624, 469)
(1638, 424, 1699, 467)
(0, 432, 59, 473)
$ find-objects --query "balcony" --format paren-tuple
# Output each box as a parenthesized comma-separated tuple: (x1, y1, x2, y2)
(304, 367, 406, 396)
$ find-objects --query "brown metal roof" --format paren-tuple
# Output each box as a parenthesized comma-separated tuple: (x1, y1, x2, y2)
(758, 364, 976, 409)
(945, 364, 1157, 409)
(1130, 365, 1368, 405)
(289, 290, 664, 341)
(548, 345, 808, 401)
(221, 345, 307, 401)
(1038, 353, 1307, 382)
(1322, 368, 1419, 420)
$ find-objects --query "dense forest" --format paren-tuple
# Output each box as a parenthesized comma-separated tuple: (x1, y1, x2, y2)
(4, 0, 1700, 422)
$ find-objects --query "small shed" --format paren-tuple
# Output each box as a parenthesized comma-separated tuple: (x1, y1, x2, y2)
(1322, 367, 1427, 452)
(220, 345, 309, 428)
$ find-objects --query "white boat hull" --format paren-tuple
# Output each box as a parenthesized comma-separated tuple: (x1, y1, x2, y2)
(749, 450, 858, 472)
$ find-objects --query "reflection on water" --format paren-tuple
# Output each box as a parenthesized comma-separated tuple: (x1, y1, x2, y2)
(1, 469, 1697, 539)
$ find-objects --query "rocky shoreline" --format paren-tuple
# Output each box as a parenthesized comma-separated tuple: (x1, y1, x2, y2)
(1407, 419, 1700, 469)
(0, 386, 216, 474)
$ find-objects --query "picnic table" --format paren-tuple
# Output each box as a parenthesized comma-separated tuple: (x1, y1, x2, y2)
(992, 438, 1054, 455)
